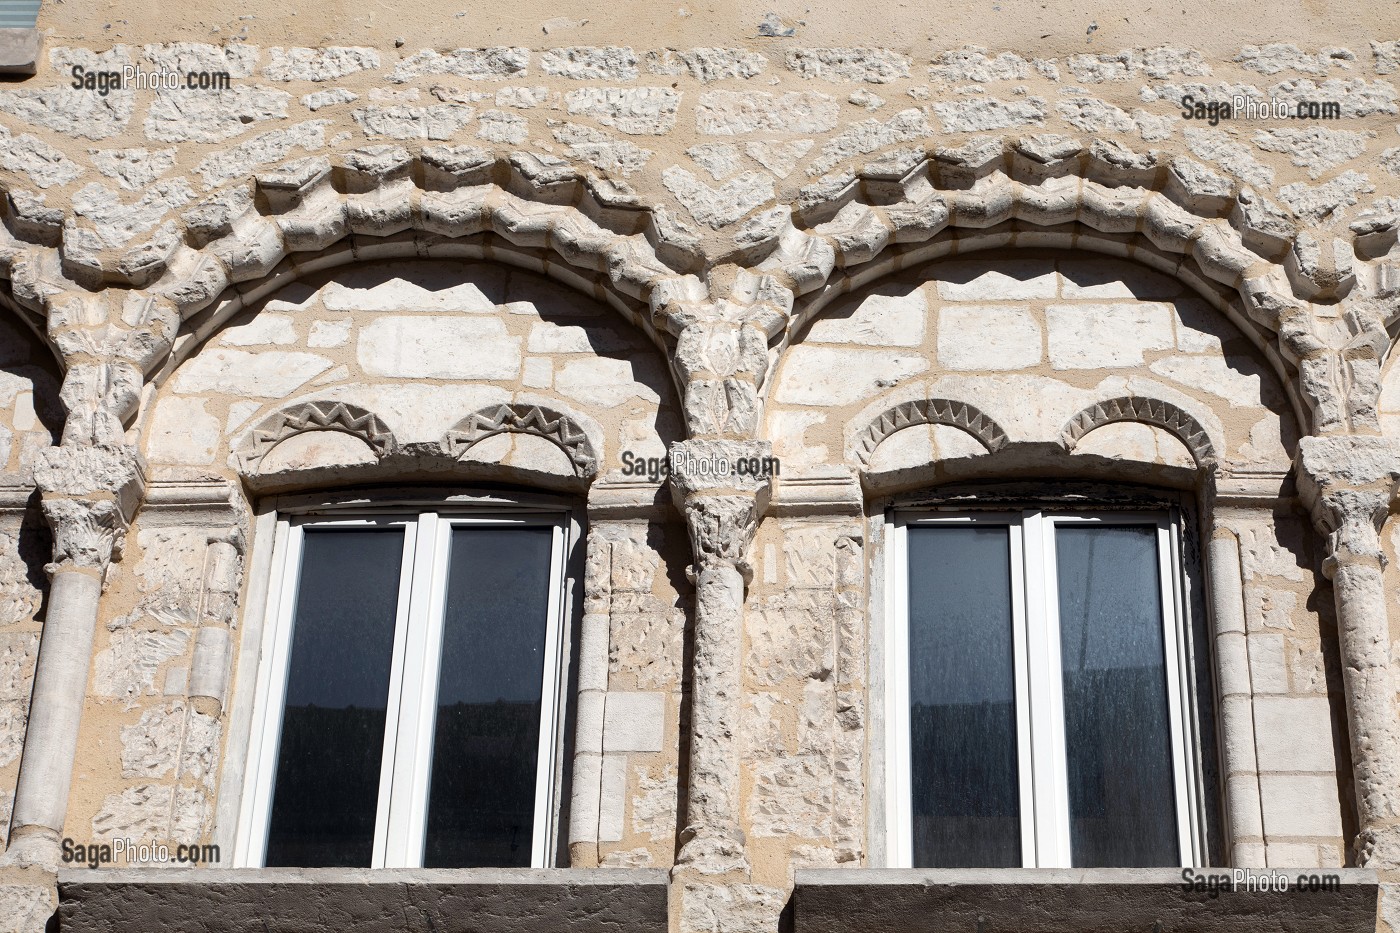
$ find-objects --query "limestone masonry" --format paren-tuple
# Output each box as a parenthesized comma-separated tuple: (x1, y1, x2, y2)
(1, 1, 1400, 931)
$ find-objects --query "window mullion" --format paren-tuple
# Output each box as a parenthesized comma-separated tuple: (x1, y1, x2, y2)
(400, 513, 450, 866)
(1159, 516, 1198, 866)
(1022, 510, 1072, 867)
(528, 521, 570, 867)
(1007, 519, 1037, 868)
(373, 519, 428, 868)
(239, 518, 297, 868)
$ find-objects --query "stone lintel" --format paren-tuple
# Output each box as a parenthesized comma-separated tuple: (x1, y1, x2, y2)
(59, 868, 670, 933)
(792, 869, 1379, 933)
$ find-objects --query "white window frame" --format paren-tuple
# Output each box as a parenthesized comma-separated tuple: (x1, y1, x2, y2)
(885, 508, 1202, 869)
(234, 508, 571, 869)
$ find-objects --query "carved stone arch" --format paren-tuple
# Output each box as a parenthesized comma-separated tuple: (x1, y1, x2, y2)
(0, 150, 708, 440)
(443, 404, 599, 480)
(753, 135, 1367, 435)
(853, 398, 1010, 468)
(237, 400, 396, 473)
(1060, 396, 1219, 469)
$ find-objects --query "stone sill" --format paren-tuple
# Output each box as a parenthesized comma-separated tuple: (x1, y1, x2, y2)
(0, 28, 37, 74)
(792, 868, 1379, 933)
(58, 867, 669, 933)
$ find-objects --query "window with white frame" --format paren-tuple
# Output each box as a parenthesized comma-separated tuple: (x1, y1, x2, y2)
(236, 509, 570, 869)
(886, 509, 1202, 869)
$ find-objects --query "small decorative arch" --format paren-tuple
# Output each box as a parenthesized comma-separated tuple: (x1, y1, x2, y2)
(443, 404, 599, 480)
(853, 398, 1010, 468)
(239, 400, 396, 471)
(1060, 396, 1218, 469)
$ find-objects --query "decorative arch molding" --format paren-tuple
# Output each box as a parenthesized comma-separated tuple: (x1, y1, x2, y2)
(1060, 396, 1219, 469)
(235, 400, 396, 473)
(748, 134, 1385, 435)
(443, 404, 599, 480)
(852, 398, 1010, 468)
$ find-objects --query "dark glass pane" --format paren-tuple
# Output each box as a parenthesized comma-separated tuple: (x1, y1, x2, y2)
(424, 526, 554, 868)
(907, 525, 1021, 868)
(1056, 524, 1179, 867)
(265, 528, 404, 868)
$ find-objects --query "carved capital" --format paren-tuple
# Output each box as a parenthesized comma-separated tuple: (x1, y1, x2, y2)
(33, 445, 145, 575)
(682, 494, 760, 582)
(1297, 436, 1400, 575)
(669, 440, 773, 581)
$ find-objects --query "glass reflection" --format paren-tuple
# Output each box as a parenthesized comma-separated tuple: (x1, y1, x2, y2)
(1055, 524, 1178, 867)
(265, 528, 404, 868)
(907, 525, 1021, 868)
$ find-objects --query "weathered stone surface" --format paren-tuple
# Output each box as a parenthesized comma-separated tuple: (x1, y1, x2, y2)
(686, 143, 741, 181)
(475, 109, 527, 143)
(193, 120, 328, 188)
(1056, 97, 1135, 133)
(1183, 128, 1275, 187)
(1066, 46, 1211, 82)
(1253, 126, 1370, 179)
(929, 49, 1029, 83)
(174, 349, 332, 397)
(661, 167, 774, 228)
(60, 870, 670, 933)
(0, 47, 134, 139)
(352, 103, 475, 139)
(391, 48, 529, 83)
(302, 87, 359, 111)
(806, 287, 926, 347)
(1046, 302, 1174, 369)
(145, 86, 291, 143)
(555, 358, 663, 408)
(265, 46, 380, 82)
(680, 883, 786, 933)
(358, 316, 520, 379)
(927, 97, 1046, 132)
(632, 765, 677, 841)
(91, 147, 177, 190)
(645, 48, 766, 82)
(541, 47, 638, 80)
(71, 180, 195, 248)
(775, 347, 929, 405)
(92, 630, 190, 702)
(0, 127, 82, 189)
(1237, 43, 1354, 75)
(792, 870, 1378, 933)
(553, 123, 653, 176)
(142, 42, 258, 77)
(807, 108, 930, 175)
(90, 783, 209, 845)
(1279, 170, 1374, 223)
(146, 397, 220, 464)
(602, 692, 665, 752)
(785, 48, 911, 83)
(939, 305, 1042, 371)
(696, 90, 839, 135)
(565, 87, 679, 135)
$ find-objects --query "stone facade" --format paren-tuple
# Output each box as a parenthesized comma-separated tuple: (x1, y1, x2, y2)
(2, 2, 1400, 931)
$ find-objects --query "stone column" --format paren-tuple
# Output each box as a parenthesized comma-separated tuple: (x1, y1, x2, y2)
(3, 445, 144, 867)
(1297, 435, 1400, 868)
(669, 439, 771, 877)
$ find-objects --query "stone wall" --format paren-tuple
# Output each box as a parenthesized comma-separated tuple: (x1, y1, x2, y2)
(4, 4, 1400, 932)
